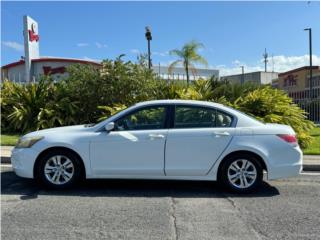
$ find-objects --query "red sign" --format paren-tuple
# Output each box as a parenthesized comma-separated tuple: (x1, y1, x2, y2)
(29, 23, 39, 42)
(43, 66, 66, 75)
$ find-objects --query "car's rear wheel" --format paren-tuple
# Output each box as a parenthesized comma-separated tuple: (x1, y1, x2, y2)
(36, 150, 82, 189)
(219, 153, 263, 193)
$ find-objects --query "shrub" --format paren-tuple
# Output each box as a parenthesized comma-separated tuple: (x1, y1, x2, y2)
(2, 78, 54, 132)
(212, 81, 260, 102)
(1, 78, 78, 133)
(233, 86, 315, 148)
(64, 58, 161, 123)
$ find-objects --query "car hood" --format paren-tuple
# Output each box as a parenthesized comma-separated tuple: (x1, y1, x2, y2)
(23, 125, 88, 138)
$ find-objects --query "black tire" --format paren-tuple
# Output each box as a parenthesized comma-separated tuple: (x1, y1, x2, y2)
(218, 153, 263, 193)
(35, 149, 82, 189)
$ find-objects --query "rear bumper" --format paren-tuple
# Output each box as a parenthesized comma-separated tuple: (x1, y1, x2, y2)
(11, 147, 39, 178)
(267, 146, 303, 180)
(267, 163, 302, 180)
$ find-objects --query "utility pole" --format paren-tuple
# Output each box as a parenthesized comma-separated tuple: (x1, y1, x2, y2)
(145, 26, 152, 69)
(263, 48, 268, 72)
(271, 54, 275, 73)
(304, 28, 313, 99)
(240, 66, 244, 85)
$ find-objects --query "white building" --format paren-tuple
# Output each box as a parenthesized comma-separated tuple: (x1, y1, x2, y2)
(152, 66, 219, 81)
(1, 57, 101, 83)
(1, 16, 100, 83)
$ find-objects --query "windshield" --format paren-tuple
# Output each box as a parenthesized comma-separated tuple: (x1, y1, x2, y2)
(84, 123, 96, 128)
(84, 105, 130, 128)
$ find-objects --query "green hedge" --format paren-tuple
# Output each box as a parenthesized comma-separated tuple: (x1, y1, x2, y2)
(1, 59, 315, 148)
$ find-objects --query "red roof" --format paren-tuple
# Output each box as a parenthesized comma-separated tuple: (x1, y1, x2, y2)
(1, 57, 102, 69)
(278, 66, 320, 76)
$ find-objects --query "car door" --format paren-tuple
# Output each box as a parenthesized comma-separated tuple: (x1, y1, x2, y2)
(90, 105, 169, 176)
(165, 105, 236, 176)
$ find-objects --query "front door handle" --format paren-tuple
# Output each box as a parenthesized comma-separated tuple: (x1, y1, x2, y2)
(149, 134, 165, 140)
(212, 132, 230, 137)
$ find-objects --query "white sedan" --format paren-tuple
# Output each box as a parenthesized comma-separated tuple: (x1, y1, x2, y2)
(11, 100, 302, 193)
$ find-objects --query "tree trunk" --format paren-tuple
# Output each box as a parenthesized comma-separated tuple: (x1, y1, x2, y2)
(185, 61, 190, 87)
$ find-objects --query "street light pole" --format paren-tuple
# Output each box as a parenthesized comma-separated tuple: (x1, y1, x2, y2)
(304, 28, 313, 99)
(145, 26, 152, 69)
(240, 66, 244, 85)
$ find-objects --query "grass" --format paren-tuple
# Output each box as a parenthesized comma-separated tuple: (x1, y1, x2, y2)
(1, 127, 319, 154)
(303, 127, 320, 155)
(1, 134, 20, 146)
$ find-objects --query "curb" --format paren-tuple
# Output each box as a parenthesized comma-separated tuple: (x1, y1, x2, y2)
(1, 157, 11, 164)
(303, 164, 320, 172)
(2, 157, 320, 171)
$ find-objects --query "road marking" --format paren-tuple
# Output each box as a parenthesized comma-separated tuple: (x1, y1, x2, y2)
(300, 172, 320, 176)
(1, 164, 12, 167)
(0, 163, 12, 167)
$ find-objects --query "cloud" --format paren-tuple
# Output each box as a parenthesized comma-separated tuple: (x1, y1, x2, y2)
(153, 51, 169, 57)
(158, 60, 177, 66)
(2, 41, 24, 52)
(268, 54, 320, 72)
(217, 54, 320, 76)
(130, 49, 140, 54)
(95, 42, 108, 48)
(130, 49, 169, 57)
(82, 56, 101, 62)
(77, 43, 89, 47)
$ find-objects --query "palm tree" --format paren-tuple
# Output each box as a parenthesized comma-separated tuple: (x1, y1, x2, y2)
(169, 41, 208, 86)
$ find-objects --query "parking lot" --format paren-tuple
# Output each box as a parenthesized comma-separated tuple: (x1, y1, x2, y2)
(1, 164, 320, 240)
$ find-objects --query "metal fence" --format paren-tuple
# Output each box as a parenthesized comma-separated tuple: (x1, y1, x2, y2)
(288, 88, 320, 124)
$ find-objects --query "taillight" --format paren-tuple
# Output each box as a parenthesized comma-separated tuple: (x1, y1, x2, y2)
(277, 134, 297, 144)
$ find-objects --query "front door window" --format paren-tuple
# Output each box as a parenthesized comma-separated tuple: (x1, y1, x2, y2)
(115, 106, 167, 131)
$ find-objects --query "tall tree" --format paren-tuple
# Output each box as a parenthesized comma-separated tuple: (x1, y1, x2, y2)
(169, 41, 208, 86)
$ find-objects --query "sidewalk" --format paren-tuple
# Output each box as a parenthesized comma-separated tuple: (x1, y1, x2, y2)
(1, 145, 320, 171)
(1, 146, 13, 164)
(303, 155, 320, 171)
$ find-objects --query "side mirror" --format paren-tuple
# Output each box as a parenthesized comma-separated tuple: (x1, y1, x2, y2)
(105, 122, 115, 132)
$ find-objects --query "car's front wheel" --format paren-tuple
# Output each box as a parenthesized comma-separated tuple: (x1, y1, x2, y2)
(36, 150, 82, 189)
(219, 154, 263, 193)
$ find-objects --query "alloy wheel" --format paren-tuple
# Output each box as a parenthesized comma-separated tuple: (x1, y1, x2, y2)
(227, 159, 257, 189)
(44, 155, 74, 185)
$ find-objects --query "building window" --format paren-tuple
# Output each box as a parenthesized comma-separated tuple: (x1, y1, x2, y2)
(283, 74, 297, 87)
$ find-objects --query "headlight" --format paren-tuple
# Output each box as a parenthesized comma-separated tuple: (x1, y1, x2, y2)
(16, 136, 44, 148)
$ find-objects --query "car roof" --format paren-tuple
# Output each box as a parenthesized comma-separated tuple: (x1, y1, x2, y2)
(135, 99, 223, 108)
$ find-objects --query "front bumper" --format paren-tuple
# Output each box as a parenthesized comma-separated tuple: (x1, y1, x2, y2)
(11, 147, 40, 178)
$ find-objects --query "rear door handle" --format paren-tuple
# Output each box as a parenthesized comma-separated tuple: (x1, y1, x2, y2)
(212, 132, 230, 137)
(149, 134, 165, 139)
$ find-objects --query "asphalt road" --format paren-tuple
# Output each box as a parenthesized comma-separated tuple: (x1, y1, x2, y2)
(1, 165, 320, 240)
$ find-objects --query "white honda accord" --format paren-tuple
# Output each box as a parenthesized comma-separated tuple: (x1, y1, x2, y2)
(11, 100, 302, 193)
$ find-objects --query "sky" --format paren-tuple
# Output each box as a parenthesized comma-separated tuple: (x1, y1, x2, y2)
(1, 1, 320, 76)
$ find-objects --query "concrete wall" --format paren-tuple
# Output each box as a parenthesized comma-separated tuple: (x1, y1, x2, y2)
(221, 71, 278, 85)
